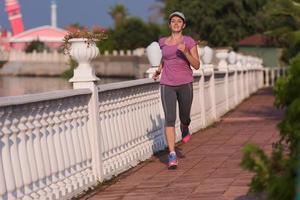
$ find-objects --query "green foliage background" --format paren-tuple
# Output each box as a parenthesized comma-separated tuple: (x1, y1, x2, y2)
(160, 0, 269, 47)
(239, 1, 300, 198)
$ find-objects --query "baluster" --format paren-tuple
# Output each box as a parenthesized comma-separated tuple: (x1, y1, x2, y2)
(57, 107, 73, 193)
(108, 99, 118, 156)
(53, 102, 68, 196)
(126, 96, 134, 147)
(134, 94, 143, 157)
(1, 109, 17, 199)
(119, 95, 129, 148)
(102, 99, 112, 168)
(132, 94, 141, 143)
(0, 110, 7, 199)
(101, 104, 111, 176)
(10, 112, 25, 198)
(119, 104, 129, 164)
(98, 102, 107, 155)
(70, 106, 84, 187)
(24, 106, 40, 199)
(115, 98, 123, 154)
(122, 100, 132, 163)
(0, 142, 7, 200)
(32, 104, 48, 198)
(45, 104, 61, 199)
(74, 100, 88, 184)
(130, 95, 139, 157)
(39, 105, 54, 197)
(139, 94, 147, 141)
(81, 101, 94, 182)
(65, 106, 78, 190)
(109, 103, 118, 170)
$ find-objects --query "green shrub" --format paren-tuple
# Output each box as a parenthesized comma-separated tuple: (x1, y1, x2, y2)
(241, 53, 300, 200)
(25, 40, 49, 53)
(61, 57, 78, 79)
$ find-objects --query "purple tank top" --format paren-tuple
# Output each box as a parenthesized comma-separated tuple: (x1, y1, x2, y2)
(159, 35, 196, 86)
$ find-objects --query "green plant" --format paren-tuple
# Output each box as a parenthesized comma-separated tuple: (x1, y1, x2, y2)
(241, 53, 300, 200)
(63, 28, 107, 55)
(25, 39, 49, 53)
(61, 58, 78, 79)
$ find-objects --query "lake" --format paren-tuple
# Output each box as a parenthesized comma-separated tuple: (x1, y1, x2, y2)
(0, 76, 132, 97)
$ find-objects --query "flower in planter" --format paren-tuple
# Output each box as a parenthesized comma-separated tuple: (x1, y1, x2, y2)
(63, 27, 108, 55)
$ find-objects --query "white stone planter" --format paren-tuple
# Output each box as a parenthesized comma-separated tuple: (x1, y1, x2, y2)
(145, 41, 162, 78)
(228, 51, 237, 71)
(215, 49, 228, 71)
(202, 46, 213, 64)
(68, 38, 100, 82)
(146, 42, 162, 67)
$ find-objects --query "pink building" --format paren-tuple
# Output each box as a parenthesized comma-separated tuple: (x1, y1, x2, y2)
(9, 25, 67, 51)
(0, 0, 67, 51)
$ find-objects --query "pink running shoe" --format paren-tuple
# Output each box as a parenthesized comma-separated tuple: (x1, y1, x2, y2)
(181, 124, 191, 143)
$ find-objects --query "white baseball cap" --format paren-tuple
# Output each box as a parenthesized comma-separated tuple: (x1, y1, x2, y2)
(169, 11, 186, 22)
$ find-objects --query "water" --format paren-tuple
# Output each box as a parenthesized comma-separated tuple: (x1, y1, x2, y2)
(0, 76, 132, 97)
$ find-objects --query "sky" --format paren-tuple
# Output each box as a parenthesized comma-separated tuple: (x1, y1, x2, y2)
(0, 0, 161, 31)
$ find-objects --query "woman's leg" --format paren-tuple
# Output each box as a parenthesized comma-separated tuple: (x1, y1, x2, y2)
(178, 83, 193, 124)
(177, 83, 193, 142)
(160, 85, 177, 152)
(165, 127, 175, 152)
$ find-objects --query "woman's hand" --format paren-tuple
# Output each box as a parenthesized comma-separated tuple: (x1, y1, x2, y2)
(152, 69, 161, 81)
(177, 42, 189, 54)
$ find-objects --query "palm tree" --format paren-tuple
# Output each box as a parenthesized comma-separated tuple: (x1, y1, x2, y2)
(108, 4, 128, 28)
(148, 2, 164, 23)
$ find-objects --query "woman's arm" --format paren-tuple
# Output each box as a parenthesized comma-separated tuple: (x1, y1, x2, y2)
(178, 42, 200, 70)
(185, 46, 200, 70)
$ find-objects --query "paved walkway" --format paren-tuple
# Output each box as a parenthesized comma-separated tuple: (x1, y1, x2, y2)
(82, 88, 283, 200)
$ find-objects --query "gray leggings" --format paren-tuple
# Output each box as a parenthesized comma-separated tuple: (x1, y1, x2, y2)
(160, 83, 193, 127)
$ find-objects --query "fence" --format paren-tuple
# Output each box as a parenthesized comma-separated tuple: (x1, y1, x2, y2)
(0, 45, 286, 200)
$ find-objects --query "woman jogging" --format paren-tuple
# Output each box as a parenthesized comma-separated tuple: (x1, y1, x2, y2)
(152, 11, 200, 169)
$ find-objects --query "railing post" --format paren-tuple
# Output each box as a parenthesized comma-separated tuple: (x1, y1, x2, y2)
(244, 56, 250, 97)
(216, 49, 229, 111)
(198, 46, 206, 127)
(202, 46, 216, 121)
(236, 54, 243, 103)
(265, 68, 270, 87)
(198, 69, 206, 128)
(68, 39, 104, 181)
(271, 68, 275, 86)
(258, 58, 264, 89)
(228, 51, 238, 107)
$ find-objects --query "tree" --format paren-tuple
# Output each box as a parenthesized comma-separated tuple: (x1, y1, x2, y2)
(109, 4, 128, 28)
(160, 0, 269, 47)
(263, 0, 300, 62)
(98, 4, 164, 52)
(25, 40, 49, 53)
(148, 2, 164, 23)
(114, 17, 161, 50)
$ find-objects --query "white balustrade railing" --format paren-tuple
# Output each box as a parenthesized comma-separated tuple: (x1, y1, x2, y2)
(97, 80, 164, 179)
(0, 89, 96, 200)
(0, 43, 287, 200)
(8, 50, 68, 63)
